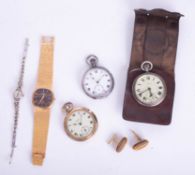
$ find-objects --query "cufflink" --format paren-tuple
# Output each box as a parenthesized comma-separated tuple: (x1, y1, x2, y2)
(107, 134, 127, 153)
(131, 130, 149, 151)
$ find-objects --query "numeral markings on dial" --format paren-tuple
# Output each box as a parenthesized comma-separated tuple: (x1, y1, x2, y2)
(133, 73, 166, 106)
(67, 110, 95, 139)
(83, 68, 113, 98)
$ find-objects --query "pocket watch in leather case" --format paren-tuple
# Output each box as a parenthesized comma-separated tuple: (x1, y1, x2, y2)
(132, 61, 167, 107)
(123, 9, 183, 125)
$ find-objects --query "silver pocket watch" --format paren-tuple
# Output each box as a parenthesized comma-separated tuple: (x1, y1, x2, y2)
(82, 55, 114, 99)
(132, 61, 167, 107)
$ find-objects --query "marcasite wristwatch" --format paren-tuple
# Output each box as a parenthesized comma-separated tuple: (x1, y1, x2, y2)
(9, 39, 29, 164)
(123, 9, 182, 125)
(32, 36, 55, 165)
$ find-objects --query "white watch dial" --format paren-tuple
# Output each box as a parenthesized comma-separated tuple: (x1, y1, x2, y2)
(65, 109, 97, 141)
(82, 67, 114, 99)
(133, 73, 167, 106)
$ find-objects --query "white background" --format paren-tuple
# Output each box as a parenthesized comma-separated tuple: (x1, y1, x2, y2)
(0, 0, 194, 175)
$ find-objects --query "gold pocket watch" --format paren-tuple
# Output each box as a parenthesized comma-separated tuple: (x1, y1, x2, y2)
(62, 102, 98, 141)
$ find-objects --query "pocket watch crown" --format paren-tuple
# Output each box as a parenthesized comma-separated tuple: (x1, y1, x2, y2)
(140, 61, 153, 72)
(62, 102, 73, 113)
(86, 55, 98, 67)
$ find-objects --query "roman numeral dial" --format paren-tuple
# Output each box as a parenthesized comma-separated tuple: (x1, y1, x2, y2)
(133, 73, 167, 107)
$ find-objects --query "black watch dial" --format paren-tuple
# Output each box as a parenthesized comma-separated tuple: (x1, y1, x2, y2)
(33, 88, 54, 108)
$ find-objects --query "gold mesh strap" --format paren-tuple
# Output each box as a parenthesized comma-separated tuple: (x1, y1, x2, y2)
(32, 109, 50, 165)
(37, 36, 54, 88)
(32, 36, 54, 166)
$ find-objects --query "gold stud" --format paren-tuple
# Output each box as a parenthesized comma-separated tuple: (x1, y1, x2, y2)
(107, 134, 127, 152)
(131, 130, 149, 151)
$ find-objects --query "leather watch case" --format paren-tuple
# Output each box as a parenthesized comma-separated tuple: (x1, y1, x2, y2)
(123, 9, 182, 125)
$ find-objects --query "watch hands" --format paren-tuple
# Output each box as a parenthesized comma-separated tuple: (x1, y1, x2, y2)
(148, 88, 153, 97)
(96, 74, 105, 84)
(73, 114, 83, 126)
(138, 88, 149, 96)
(39, 94, 45, 105)
(139, 88, 153, 98)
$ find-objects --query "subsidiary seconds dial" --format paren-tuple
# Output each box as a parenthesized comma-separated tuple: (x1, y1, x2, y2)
(132, 61, 167, 107)
(82, 55, 114, 99)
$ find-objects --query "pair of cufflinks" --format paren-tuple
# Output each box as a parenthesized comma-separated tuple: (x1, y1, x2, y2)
(107, 130, 149, 152)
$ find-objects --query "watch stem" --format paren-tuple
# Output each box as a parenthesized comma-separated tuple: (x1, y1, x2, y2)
(86, 55, 98, 67)
(62, 102, 73, 113)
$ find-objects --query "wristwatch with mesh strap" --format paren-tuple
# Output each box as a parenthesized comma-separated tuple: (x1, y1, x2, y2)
(32, 36, 55, 165)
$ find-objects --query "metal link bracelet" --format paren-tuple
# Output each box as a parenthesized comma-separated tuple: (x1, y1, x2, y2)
(9, 38, 29, 164)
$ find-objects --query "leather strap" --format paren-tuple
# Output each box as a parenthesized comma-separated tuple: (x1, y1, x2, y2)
(32, 36, 54, 165)
(129, 9, 182, 75)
